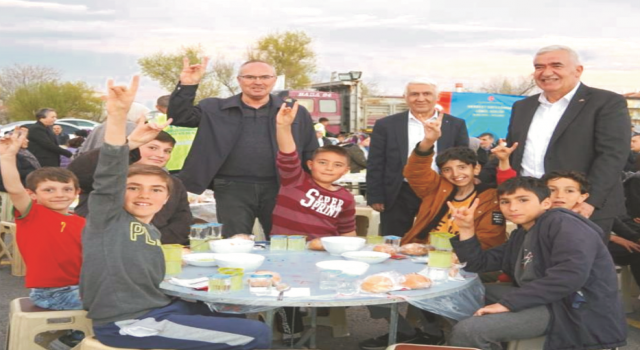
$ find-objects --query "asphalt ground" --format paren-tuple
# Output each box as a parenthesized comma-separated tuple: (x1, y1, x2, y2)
(2, 264, 640, 350)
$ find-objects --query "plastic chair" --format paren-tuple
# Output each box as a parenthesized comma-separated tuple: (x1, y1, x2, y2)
(0, 221, 26, 276)
(6, 298, 94, 350)
(77, 336, 165, 349)
(355, 206, 380, 236)
(386, 344, 480, 350)
(506, 336, 546, 350)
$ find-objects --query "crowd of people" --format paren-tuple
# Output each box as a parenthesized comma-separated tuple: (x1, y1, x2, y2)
(0, 44, 637, 350)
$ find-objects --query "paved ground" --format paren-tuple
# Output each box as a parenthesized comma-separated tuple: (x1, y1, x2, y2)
(2, 263, 640, 349)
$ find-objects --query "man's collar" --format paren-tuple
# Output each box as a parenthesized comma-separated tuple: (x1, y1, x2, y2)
(220, 93, 275, 110)
(539, 82, 581, 105)
(408, 109, 438, 122)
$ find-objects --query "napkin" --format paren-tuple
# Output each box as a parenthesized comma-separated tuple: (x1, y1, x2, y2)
(168, 277, 209, 290)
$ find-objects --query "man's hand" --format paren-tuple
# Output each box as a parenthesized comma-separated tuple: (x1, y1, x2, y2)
(492, 139, 518, 170)
(422, 111, 443, 143)
(0, 127, 26, 158)
(611, 235, 640, 253)
(634, 217, 640, 224)
(474, 303, 510, 316)
(127, 117, 173, 149)
(180, 57, 209, 86)
(572, 201, 595, 218)
(371, 203, 385, 212)
(447, 198, 479, 231)
(276, 102, 299, 127)
(106, 76, 140, 120)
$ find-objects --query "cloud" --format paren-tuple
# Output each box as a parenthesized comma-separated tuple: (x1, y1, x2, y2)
(0, 0, 113, 14)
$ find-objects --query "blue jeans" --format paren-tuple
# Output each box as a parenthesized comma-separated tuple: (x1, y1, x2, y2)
(30, 285, 82, 310)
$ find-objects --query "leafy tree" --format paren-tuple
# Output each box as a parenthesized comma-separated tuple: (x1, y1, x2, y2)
(138, 44, 220, 101)
(0, 64, 60, 100)
(247, 30, 316, 89)
(210, 55, 239, 96)
(478, 76, 537, 96)
(5, 81, 103, 121)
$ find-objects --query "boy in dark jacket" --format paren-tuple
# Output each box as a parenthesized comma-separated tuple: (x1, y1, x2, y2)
(449, 176, 626, 350)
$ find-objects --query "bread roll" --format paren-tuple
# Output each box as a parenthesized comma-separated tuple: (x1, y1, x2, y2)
(399, 243, 429, 256)
(308, 238, 325, 251)
(254, 270, 281, 284)
(401, 273, 432, 289)
(373, 244, 397, 255)
(361, 275, 394, 293)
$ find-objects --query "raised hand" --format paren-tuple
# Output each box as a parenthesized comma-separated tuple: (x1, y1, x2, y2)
(276, 102, 299, 127)
(106, 76, 140, 121)
(0, 127, 26, 157)
(447, 198, 479, 234)
(127, 117, 173, 149)
(491, 139, 518, 162)
(180, 57, 210, 86)
(422, 111, 444, 143)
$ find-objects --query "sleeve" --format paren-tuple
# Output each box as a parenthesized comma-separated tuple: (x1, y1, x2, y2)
(451, 235, 507, 273)
(499, 216, 598, 312)
(402, 146, 443, 199)
(474, 197, 507, 250)
(28, 126, 73, 157)
(277, 151, 306, 188)
(612, 217, 640, 242)
(496, 167, 517, 185)
(167, 84, 204, 128)
(365, 120, 387, 205)
(337, 195, 356, 234)
(585, 94, 632, 209)
(156, 178, 193, 245)
(86, 143, 130, 230)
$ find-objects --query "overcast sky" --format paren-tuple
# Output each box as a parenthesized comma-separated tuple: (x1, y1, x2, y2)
(1, 0, 639, 107)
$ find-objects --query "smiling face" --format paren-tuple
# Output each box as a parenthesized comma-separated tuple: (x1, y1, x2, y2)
(405, 83, 438, 117)
(136, 140, 173, 167)
(546, 177, 589, 210)
(28, 180, 79, 214)
(499, 188, 551, 230)
(533, 49, 583, 102)
(124, 174, 169, 223)
(237, 62, 277, 103)
(307, 151, 350, 188)
(439, 159, 480, 192)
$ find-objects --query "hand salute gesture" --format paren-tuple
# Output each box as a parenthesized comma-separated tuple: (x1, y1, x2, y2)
(276, 102, 299, 127)
(180, 57, 210, 86)
(418, 111, 444, 151)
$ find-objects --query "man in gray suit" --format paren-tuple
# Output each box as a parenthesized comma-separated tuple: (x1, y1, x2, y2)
(506, 45, 631, 238)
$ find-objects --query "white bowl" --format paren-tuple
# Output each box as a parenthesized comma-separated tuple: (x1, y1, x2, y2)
(209, 239, 255, 254)
(316, 260, 370, 276)
(320, 236, 366, 256)
(182, 253, 217, 267)
(213, 253, 265, 271)
(341, 251, 390, 264)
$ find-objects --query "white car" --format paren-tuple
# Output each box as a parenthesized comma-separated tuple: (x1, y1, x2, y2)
(0, 121, 84, 138)
(58, 118, 100, 130)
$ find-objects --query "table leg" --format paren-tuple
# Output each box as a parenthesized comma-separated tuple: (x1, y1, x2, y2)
(388, 303, 399, 346)
(310, 308, 317, 349)
(264, 309, 275, 346)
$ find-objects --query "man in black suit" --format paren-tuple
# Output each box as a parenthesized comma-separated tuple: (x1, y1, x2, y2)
(367, 79, 469, 237)
(27, 108, 73, 167)
(506, 45, 631, 238)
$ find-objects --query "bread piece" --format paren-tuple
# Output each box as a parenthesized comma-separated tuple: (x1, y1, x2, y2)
(308, 238, 325, 251)
(254, 270, 281, 284)
(361, 275, 395, 293)
(373, 244, 397, 255)
(401, 273, 432, 289)
(399, 243, 429, 256)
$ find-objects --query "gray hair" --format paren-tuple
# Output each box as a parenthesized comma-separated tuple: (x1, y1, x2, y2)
(535, 45, 581, 65)
(238, 60, 277, 76)
(404, 78, 439, 96)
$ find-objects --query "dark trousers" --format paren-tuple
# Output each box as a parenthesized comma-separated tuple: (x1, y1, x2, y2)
(380, 182, 422, 237)
(213, 179, 279, 239)
(625, 177, 640, 218)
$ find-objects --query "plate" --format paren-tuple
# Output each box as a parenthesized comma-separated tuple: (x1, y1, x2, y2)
(341, 251, 390, 264)
(182, 253, 217, 267)
(315, 260, 370, 275)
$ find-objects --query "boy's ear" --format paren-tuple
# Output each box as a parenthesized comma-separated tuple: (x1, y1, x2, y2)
(26, 189, 37, 201)
(578, 192, 590, 204)
(306, 159, 313, 169)
(473, 163, 482, 175)
(541, 197, 553, 210)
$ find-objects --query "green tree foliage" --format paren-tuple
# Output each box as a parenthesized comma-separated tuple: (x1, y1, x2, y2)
(5, 81, 103, 121)
(138, 44, 220, 101)
(247, 30, 317, 89)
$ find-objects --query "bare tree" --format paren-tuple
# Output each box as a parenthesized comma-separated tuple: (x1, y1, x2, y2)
(211, 55, 238, 96)
(361, 79, 382, 97)
(478, 76, 536, 96)
(0, 64, 60, 99)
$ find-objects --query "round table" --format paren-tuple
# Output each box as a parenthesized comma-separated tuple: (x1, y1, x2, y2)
(160, 249, 484, 347)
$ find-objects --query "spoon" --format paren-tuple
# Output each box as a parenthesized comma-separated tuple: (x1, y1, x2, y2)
(276, 283, 291, 301)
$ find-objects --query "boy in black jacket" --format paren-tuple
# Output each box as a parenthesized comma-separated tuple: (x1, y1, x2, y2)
(448, 176, 626, 350)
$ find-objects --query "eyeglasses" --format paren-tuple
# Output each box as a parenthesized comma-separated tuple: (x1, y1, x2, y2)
(238, 75, 276, 81)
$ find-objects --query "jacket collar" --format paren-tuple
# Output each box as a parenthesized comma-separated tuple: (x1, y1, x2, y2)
(220, 93, 281, 111)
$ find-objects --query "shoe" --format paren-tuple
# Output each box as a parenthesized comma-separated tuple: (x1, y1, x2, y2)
(418, 330, 445, 345)
(359, 329, 422, 350)
(49, 330, 84, 350)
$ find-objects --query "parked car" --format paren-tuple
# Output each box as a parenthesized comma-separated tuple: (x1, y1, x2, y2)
(0, 121, 84, 139)
(58, 118, 100, 130)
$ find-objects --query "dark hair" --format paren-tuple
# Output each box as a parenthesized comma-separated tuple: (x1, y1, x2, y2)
(67, 136, 85, 149)
(156, 95, 170, 109)
(312, 145, 350, 165)
(75, 129, 89, 137)
(127, 164, 174, 194)
(26, 167, 79, 192)
(35, 108, 55, 121)
(319, 117, 329, 123)
(478, 132, 495, 139)
(435, 146, 478, 168)
(497, 176, 550, 201)
(542, 170, 590, 194)
(155, 131, 176, 147)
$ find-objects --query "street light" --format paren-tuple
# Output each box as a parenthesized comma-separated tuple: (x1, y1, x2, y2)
(337, 71, 363, 81)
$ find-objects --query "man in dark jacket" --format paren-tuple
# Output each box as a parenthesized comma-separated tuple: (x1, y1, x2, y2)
(168, 58, 317, 238)
(27, 108, 73, 167)
(449, 177, 626, 350)
(68, 130, 192, 245)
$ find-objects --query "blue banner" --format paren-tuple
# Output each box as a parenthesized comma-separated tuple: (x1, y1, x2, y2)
(448, 92, 525, 139)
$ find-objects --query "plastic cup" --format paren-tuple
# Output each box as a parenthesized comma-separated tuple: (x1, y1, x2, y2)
(218, 267, 244, 291)
(208, 274, 232, 294)
(319, 269, 341, 290)
(428, 250, 453, 269)
(336, 274, 359, 295)
(248, 274, 273, 295)
(287, 235, 306, 251)
(366, 235, 384, 245)
(161, 244, 183, 275)
(270, 235, 288, 251)
(383, 235, 402, 249)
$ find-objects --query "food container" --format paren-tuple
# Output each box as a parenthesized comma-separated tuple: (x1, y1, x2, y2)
(248, 273, 273, 295)
(218, 267, 244, 291)
(208, 274, 232, 294)
(270, 235, 288, 251)
(161, 244, 183, 275)
(287, 235, 306, 251)
(383, 235, 402, 249)
(319, 269, 341, 290)
(320, 236, 366, 256)
(336, 273, 360, 295)
(366, 235, 384, 245)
